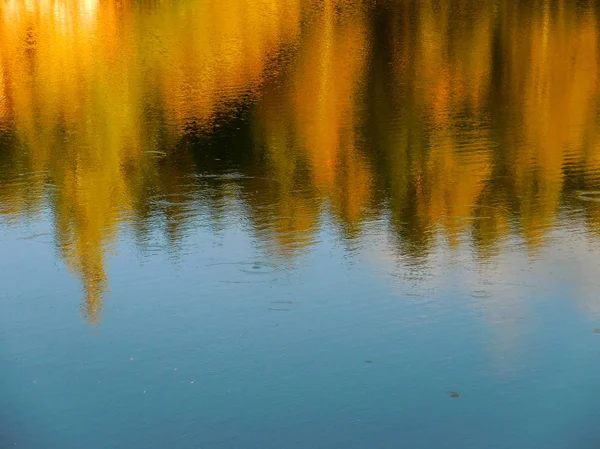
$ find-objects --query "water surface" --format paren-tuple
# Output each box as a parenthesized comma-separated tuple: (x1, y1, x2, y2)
(2, 1, 600, 448)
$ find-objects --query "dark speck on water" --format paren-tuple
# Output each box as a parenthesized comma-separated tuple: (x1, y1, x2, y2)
(448, 392, 460, 398)
(593, 329, 600, 334)
(365, 360, 373, 364)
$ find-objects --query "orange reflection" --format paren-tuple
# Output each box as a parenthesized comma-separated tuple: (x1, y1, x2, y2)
(0, 0, 600, 322)
(0, 0, 303, 322)
(253, 0, 373, 255)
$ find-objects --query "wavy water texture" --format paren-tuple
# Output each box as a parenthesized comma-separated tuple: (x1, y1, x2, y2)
(1, 0, 600, 321)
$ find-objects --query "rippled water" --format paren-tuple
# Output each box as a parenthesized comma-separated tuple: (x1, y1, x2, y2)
(2, 1, 600, 448)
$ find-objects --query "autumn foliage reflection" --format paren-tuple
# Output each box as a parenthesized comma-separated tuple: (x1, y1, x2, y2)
(1, 0, 600, 321)
(0, 0, 304, 321)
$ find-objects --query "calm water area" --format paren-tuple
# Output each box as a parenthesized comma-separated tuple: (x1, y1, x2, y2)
(2, 1, 600, 448)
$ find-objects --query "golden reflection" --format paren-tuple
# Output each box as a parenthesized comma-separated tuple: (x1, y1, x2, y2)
(377, 0, 600, 256)
(499, 2, 600, 245)
(0, 0, 304, 321)
(1, 0, 600, 321)
(252, 0, 372, 255)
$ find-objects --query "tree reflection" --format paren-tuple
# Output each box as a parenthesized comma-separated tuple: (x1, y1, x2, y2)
(1, 0, 600, 321)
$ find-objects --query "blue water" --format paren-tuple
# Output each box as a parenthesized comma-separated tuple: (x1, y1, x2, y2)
(2, 217, 600, 448)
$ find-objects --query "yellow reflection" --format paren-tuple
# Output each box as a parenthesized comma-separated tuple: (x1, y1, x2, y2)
(500, 2, 599, 245)
(380, 0, 600, 255)
(0, 0, 302, 322)
(0, 0, 600, 322)
(254, 0, 372, 256)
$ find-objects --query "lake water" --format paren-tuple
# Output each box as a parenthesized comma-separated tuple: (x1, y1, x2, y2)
(2, 1, 600, 448)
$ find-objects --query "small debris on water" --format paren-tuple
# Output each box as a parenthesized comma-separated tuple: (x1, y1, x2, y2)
(190, 380, 195, 384)
(130, 357, 134, 361)
(365, 360, 373, 364)
(252, 264, 261, 269)
(469, 290, 491, 299)
(593, 328, 600, 334)
(448, 391, 460, 398)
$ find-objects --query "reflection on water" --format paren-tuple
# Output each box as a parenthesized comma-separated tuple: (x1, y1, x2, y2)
(3, 1, 600, 448)
(0, 0, 305, 320)
(2, 0, 600, 321)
